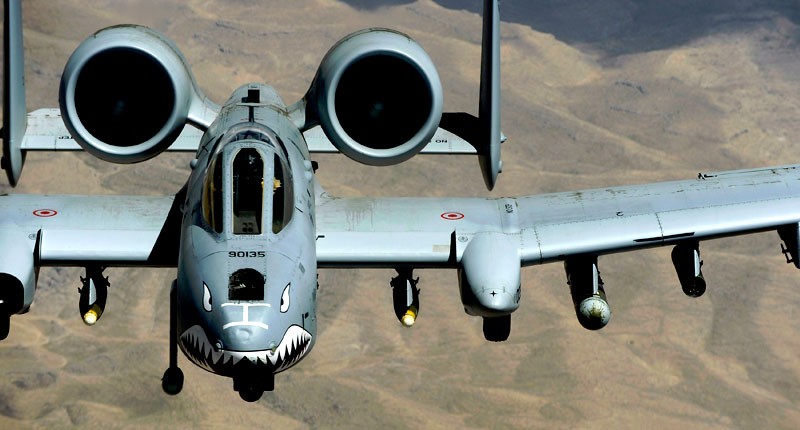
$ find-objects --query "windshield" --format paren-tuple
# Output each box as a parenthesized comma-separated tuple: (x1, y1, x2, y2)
(200, 126, 294, 236)
(232, 148, 264, 235)
(272, 153, 293, 234)
(202, 152, 224, 233)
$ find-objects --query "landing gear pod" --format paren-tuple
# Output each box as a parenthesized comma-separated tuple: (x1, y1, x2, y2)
(0, 228, 37, 339)
(458, 232, 520, 342)
(564, 256, 611, 330)
(79, 266, 109, 325)
(458, 232, 520, 318)
(671, 241, 706, 297)
(391, 268, 420, 327)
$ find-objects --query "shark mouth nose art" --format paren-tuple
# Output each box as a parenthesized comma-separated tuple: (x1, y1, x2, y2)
(180, 325, 313, 373)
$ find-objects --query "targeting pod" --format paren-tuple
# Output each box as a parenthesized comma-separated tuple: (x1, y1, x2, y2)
(565, 256, 611, 330)
(79, 267, 109, 325)
(391, 269, 420, 327)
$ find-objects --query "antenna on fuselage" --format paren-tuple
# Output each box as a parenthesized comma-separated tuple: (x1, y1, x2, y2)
(2, 0, 27, 186)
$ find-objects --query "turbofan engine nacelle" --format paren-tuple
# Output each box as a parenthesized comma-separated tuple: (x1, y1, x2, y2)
(303, 29, 443, 165)
(0, 228, 37, 316)
(458, 233, 521, 317)
(59, 25, 216, 163)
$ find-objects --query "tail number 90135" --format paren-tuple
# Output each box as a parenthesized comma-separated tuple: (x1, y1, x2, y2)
(229, 251, 266, 258)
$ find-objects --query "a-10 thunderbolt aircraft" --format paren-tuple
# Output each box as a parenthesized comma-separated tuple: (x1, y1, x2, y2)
(3, 0, 800, 402)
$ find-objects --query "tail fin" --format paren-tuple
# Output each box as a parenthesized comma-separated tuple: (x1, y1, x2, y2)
(478, 0, 501, 190)
(440, 0, 502, 190)
(2, 0, 27, 186)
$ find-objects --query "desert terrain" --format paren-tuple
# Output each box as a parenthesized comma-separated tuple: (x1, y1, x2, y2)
(1, 0, 800, 428)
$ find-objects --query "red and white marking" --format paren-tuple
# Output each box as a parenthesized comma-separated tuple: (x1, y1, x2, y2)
(32, 209, 58, 217)
(440, 212, 464, 221)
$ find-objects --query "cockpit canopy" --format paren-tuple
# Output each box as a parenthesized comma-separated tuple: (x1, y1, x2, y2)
(201, 124, 293, 235)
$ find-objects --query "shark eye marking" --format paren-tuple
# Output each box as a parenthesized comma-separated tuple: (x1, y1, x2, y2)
(203, 283, 213, 312)
(280, 283, 291, 313)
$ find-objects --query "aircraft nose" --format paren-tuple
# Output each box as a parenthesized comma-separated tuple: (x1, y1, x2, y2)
(218, 302, 273, 350)
(221, 324, 272, 351)
(229, 326, 255, 343)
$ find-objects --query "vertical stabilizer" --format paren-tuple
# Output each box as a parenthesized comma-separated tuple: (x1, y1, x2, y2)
(438, 0, 502, 190)
(2, 0, 26, 186)
(478, 0, 501, 190)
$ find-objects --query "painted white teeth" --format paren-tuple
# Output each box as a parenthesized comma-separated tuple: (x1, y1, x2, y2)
(179, 324, 312, 373)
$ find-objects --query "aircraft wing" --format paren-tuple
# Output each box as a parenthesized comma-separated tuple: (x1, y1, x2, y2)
(315, 164, 800, 268)
(0, 193, 180, 267)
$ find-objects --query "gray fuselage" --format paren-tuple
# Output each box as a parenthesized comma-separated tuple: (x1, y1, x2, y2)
(176, 84, 318, 378)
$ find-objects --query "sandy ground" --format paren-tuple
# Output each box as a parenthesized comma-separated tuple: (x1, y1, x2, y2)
(1, 1, 800, 428)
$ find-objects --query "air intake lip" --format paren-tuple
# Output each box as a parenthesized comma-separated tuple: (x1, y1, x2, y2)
(59, 25, 217, 163)
(302, 28, 443, 166)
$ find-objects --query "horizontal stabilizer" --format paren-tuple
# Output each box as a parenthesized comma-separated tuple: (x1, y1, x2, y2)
(304, 125, 477, 155)
(22, 109, 472, 155)
(439, 112, 507, 155)
(18, 109, 202, 152)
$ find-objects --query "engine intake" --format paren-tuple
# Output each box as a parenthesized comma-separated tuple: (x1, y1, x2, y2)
(59, 25, 216, 163)
(303, 29, 443, 165)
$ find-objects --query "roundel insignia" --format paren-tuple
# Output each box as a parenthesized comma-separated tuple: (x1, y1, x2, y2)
(33, 209, 58, 217)
(441, 212, 464, 221)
